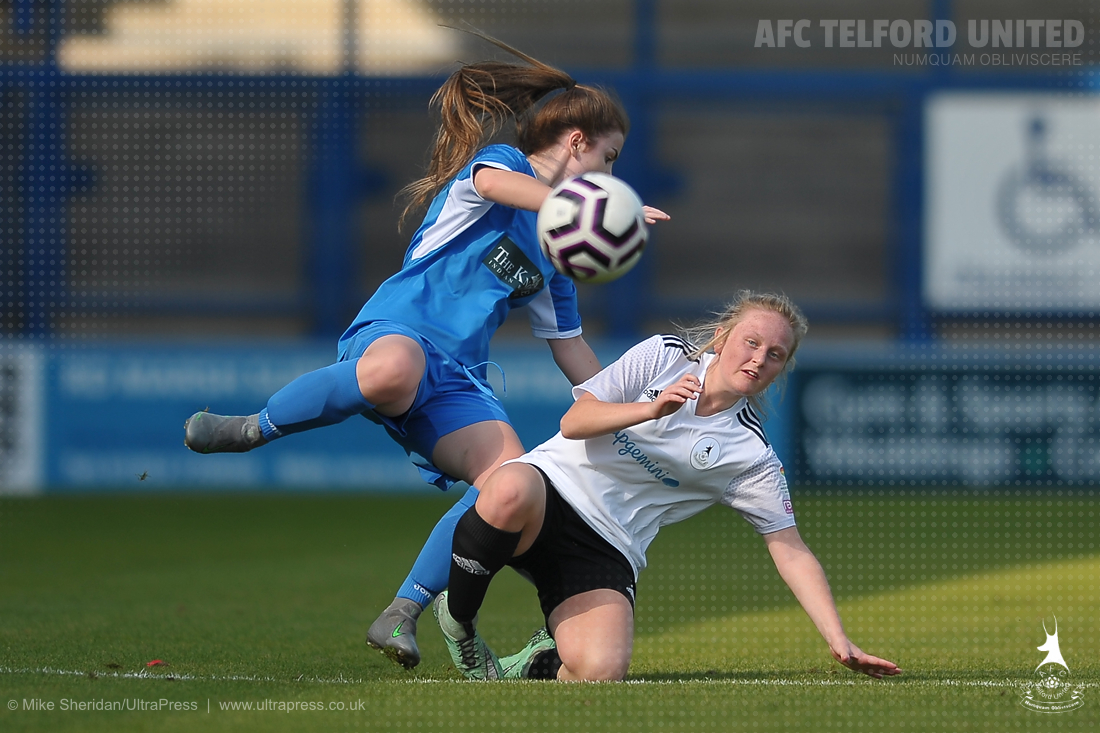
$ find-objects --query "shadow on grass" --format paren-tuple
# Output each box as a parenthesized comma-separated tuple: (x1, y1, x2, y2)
(635, 489, 1100, 635)
(629, 668, 856, 682)
(3, 490, 1099, 670)
(627, 669, 1033, 684)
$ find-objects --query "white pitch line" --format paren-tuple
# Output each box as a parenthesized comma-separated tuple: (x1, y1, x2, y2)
(3, 666, 1096, 688)
(0, 667, 366, 686)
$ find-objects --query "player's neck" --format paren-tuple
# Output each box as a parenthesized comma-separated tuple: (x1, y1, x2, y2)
(697, 364, 749, 417)
(527, 147, 570, 186)
(695, 389, 740, 418)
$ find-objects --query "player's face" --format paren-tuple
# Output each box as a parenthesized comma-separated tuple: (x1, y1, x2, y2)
(569, 130, 625, 177)
(711, 309, 794, 397)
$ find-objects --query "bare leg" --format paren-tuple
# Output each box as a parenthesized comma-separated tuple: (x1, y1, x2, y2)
(354, 334, 426, 416)
(430, 420, 527, 490)
(549, 589, 635, 681)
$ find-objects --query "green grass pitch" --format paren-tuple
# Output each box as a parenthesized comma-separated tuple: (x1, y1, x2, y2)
(2, 490, 1098, 732)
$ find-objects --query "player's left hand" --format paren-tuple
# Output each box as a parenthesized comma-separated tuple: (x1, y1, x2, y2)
(642, 205, 670, 224)
(831, 642, 902, 679)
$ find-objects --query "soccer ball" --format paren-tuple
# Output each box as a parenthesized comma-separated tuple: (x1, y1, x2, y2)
(537, 172, 648, 284)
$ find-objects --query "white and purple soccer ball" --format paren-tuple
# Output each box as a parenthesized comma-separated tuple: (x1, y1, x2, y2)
(537, 172, 648, 284)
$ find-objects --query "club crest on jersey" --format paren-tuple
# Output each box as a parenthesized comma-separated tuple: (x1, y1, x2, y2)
(483, 237, 544, 299)
(690, 437, 721, 470)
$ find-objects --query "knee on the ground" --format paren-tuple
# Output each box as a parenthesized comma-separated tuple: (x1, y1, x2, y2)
(562, 651, 630, 681)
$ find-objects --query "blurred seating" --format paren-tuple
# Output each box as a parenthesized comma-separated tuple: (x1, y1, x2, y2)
(58, 0, 458, 74)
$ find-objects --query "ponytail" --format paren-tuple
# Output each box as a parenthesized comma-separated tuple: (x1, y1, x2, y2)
(398, 29, 628, 230)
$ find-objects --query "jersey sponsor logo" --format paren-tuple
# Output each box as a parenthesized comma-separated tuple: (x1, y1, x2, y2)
(643, 388, 663, 401)
(483, 237, 544, 299)
(611, 430, 680, 487)
(452, 553, 491, 576)
(690, 437, 721, 470)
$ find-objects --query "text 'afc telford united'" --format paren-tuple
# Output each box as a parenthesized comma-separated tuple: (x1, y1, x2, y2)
(754, 19, 1085, 49)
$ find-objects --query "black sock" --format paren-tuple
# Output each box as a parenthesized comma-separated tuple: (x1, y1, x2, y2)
(527, 649, 563, 680)
(447, 508, 520, 624)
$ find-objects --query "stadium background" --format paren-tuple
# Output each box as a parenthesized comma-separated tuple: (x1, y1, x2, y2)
(1, 3, 1099, 732)
(2, 0, 1098, 493)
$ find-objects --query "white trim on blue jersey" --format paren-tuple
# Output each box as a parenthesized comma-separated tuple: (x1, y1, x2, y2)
(340, 145, 583, 374)
(527, 286, 583, 340)
(516, 334, 796, 579)
(407, 159, 511, 262)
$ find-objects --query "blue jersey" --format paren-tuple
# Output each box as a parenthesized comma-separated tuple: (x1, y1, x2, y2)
(339, 145, 583, 379)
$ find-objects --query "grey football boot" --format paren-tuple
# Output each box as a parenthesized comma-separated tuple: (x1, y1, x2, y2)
(432, 591, 502, 680)
(184, 412, 267, 453)
(500, 626, 557, 679)
(367, 598, 423, 669)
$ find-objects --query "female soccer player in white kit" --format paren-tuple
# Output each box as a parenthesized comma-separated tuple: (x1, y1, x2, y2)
(435, 291, 901, 681)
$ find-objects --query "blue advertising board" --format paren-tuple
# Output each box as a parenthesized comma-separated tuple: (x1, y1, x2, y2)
(29, 338, 790, 492)
(791, 345, 1100, 486)
(24, 339, 1100, 491)
(39, 341, 598, 493)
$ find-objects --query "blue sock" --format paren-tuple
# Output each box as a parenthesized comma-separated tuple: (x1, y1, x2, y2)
(259, 359, 372, 440)
(396, 486, 480, 609)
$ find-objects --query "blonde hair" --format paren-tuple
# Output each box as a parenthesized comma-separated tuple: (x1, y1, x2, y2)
(678, 290, 809, 414)
(398, 30, 629, 230)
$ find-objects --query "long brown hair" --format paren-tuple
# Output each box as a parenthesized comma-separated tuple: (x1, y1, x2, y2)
(398, 30, 629, 230)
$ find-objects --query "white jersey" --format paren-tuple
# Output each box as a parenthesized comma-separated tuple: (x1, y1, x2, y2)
(518, 334, 796, 579)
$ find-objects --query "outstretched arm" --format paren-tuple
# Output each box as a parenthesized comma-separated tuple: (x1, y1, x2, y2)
(547, 335, 601, 386)
(559, 374, 702, 440)
(475, 167, 552, 211)
(474, 167, 671, 223)
(764, 527, 901, 679)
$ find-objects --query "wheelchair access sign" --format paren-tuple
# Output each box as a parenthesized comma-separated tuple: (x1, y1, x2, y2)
(924, 93, 1100, 312)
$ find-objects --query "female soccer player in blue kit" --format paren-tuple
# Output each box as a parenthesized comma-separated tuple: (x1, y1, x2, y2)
(183, 34, 669, 668)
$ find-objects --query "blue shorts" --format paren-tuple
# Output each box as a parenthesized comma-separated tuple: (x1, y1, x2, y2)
(338, 321, 511, 490)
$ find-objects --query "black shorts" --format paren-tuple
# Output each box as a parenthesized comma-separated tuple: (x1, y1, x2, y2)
(508, 466, 637, 624)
